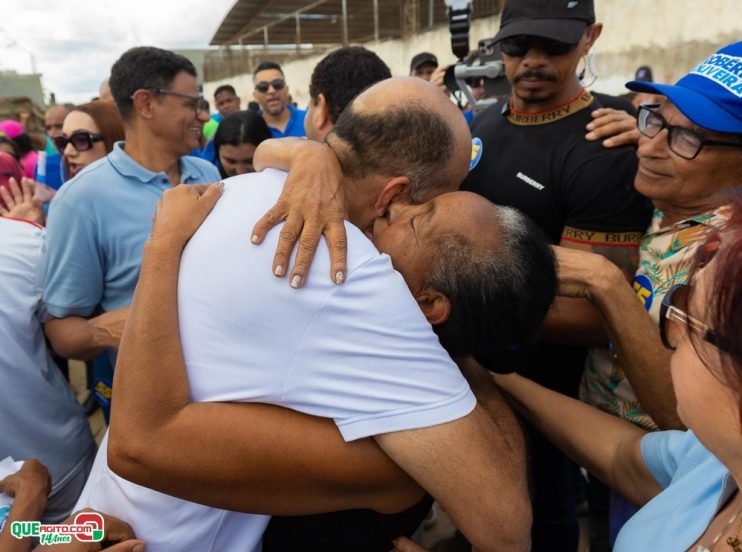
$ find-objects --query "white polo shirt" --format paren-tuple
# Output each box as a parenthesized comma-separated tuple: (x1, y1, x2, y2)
(76, 169, 475, 551)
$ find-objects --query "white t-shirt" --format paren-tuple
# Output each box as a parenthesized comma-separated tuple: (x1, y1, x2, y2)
(76, 170, 476, 551)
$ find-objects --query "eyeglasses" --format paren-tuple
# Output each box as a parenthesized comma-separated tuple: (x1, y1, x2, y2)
(660, 284, 732, 353)
(499, 36, 578, 57)
(53, 131, 104, 153)
(148, 88, 209, 116)
(254, 79, 286, 93)
(637, 105, 742, 160)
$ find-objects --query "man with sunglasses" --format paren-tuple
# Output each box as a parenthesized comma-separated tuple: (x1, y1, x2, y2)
(252, 61, 306, 138)
(460, 0, 653, 549)
(43, 46, 220, 368)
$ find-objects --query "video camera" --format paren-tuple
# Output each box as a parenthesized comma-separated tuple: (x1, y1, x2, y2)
(443, 0, 510, 112)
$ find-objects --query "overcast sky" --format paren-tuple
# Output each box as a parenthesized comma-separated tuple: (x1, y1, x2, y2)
(1, 0, 236, 104)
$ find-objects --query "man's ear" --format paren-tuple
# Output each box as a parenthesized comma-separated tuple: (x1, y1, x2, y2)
(313, 93, 332, 134)
(415, 288, 452, 326)
(373, 176, 412, 218)
(131, 89, 156, 120)
(582, 23, 603, 54)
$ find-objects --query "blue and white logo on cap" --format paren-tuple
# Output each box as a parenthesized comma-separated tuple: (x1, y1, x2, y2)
(470, 137, 483, 171)
(690, 53, 742, 97)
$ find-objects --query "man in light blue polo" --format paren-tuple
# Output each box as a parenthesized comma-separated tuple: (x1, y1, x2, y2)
(44, 47, 220, 370)
(252, 61, 307, 138)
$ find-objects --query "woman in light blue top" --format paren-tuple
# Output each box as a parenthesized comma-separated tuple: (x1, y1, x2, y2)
(494, 189, 742, 551)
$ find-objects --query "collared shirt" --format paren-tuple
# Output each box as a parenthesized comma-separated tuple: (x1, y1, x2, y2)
(581, 206, 730, 430)
(44, 141, 220, 320)
(266, 104, 307, 138)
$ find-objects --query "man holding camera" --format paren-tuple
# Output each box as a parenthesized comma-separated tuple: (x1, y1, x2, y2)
(461, 0, 652, 549)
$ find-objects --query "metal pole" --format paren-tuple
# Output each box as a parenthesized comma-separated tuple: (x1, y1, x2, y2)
(373, 0, 379, 41)
(428, 0, 434, 28)
(295, 14, 301, 57)
(342, 0, 348, 45)
(263, 26, 269, 49)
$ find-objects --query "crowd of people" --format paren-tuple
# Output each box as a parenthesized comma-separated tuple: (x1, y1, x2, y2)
(1, 0, 741, 550)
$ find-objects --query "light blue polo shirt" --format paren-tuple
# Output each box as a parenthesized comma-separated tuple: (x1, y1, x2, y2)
(44, 141, 220, 322)
(267, 104, 307, 138)
(614, 430, 734, 551)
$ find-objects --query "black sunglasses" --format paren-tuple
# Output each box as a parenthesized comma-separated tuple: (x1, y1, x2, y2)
(500, 36, 578, 57)
(255, 79, 286, 93)
(659, 284, 732, 353)
(54, 131, 104, 153)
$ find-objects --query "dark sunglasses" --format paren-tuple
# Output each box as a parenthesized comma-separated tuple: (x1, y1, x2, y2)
(500, 36, 578, 57)
(255, 79, 286, 93)
(659, 284, 732, 353)
(54, 131, 104, 153)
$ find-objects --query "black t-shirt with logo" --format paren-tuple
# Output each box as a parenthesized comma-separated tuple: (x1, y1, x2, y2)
(463, 91, 653, 382)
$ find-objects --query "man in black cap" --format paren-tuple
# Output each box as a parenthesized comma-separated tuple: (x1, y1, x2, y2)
(461, 0, 652, 549)
(409, 52, 438, 81)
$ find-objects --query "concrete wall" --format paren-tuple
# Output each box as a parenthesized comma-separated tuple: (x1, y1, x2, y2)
(204, 0, 742, 108)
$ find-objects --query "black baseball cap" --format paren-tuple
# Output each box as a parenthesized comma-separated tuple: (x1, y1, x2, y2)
(410, 52, 438, 72)
(494, 0, 595, 45)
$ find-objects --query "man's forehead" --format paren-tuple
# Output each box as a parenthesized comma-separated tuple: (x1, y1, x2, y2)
(254, 69, 283, 82)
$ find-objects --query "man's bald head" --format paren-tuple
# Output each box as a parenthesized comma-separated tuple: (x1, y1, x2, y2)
(45, 105, 72, 138)
(328, 77, 472, 202)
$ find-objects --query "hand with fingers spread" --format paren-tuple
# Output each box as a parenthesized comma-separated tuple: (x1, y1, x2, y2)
(32, 509, 145, 552)
(149, 183, 224, 250)
(0, 177, 45, 225)
(250, 140, 347, 289)
(585, 107, 640, 149)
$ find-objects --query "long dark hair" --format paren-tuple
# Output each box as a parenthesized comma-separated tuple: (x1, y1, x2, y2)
(213, 110, 271, 178)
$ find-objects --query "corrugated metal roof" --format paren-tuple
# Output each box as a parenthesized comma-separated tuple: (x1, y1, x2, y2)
(210, 0, 501, 46)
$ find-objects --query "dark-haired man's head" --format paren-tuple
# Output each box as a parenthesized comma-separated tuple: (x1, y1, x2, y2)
(252, 61, 289, 118)
(109, 46, 208, 156)
(372, 191, 556, 356)
(327, 77, 471, 233)
(305, 46, 391, 141)
(214, 84, 240, 117)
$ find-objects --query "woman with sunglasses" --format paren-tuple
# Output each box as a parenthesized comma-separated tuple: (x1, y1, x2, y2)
(478, 192, 742, 551)
(56, 101, 124, 180)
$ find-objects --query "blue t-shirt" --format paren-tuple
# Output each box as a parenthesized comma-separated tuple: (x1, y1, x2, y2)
(615, 430, 734, 551)
(267, 104, 307, 138)
(44, 141, 220, 319)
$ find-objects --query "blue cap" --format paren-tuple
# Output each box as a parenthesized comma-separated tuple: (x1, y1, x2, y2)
(626, 41, 742, 134)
